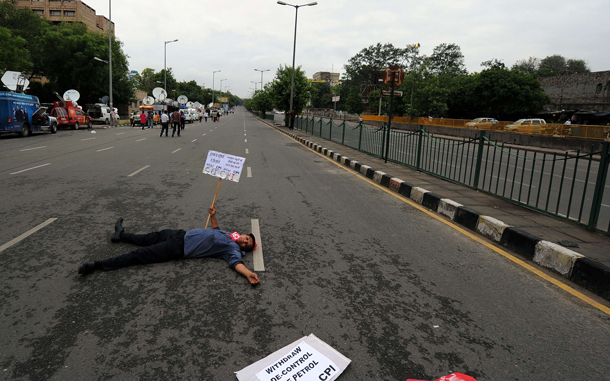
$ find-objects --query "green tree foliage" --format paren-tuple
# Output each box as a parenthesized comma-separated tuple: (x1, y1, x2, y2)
(533, 55, 590, 77)
(0, 27, 31, 75)
(0, 0, 133, 106)
(426, 43, 467, 76)
(512, 56, 540, 74)
(310, 82, 333, 109)
(268, 64, 313, 114)
(250, 88, 273, 116)
(345, 86, 364, 115)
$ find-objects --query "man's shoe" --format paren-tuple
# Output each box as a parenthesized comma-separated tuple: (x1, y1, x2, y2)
(78, 262, 96, 276)
(111, 217, 124, 243)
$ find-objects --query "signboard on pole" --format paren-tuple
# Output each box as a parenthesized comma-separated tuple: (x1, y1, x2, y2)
(332, 96, 340, 102)
(219, 97, 229, 103)
(382, 66, 404, 86)
(382, 90, 403, 96)
(202, 150, 246, 183)
(236, 334, 351, 381)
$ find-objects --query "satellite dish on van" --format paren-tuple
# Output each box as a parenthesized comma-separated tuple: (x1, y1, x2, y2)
(63, 89, 80, 102)
(186, 101, 194, 108)
(152, 87, 167, 101)
(100, 95, 110, 105)
(1, 71, 30, 92)
(177, 95, 188, 104)
(142, 96, 155, 106)
(193, 102, 201, 108)
(172, 101, 179, 107)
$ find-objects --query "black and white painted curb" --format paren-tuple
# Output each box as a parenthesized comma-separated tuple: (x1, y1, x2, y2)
(276, 127, 610, 302)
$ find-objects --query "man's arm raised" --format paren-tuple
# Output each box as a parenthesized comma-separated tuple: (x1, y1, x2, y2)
(234, 263, 260, 285)
(208, 206, 219, 229)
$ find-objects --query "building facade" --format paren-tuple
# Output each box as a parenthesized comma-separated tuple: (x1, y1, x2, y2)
(540, 71, 610, 112)
(15, 0, 114, 35)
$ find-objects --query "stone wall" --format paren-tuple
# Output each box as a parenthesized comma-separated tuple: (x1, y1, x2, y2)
(540, 71, 610, 111)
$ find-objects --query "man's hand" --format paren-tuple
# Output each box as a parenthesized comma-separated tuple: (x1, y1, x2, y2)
(235, 264, 260, 286)
(247, 272, 260, 285)
(208, 206, 216, 216)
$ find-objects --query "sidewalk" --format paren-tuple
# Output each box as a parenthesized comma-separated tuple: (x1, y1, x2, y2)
(264, 119, 610, 302)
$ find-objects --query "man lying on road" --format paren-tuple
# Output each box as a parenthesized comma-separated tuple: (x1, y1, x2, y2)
(78, 206, 260, 285)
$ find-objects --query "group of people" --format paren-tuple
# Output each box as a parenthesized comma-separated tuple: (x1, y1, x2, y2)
(159, 110, 187, 137)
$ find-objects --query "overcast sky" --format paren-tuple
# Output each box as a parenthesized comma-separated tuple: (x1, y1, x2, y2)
(83, 0, 609, 100)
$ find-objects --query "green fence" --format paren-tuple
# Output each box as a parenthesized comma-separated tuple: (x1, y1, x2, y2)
(295, 116, 610, 234)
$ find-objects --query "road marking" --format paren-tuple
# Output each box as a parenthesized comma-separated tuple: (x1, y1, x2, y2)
(116, 132, 125, 135)
(245, 139, 247, 143)
(247, 167, 252, 177)
(210, 130, 213, 132)
(10, 163, 51, 175)
(272, 124, 610, 316)
(97, 147, 114, 152)
(136, 138, 146, 142)
(128, 165, 150, 177)
(244, 133, 247, 136)
(251, 219, 265, 272)
(246, 148, 249, 154)
(203, 133, 207, 136)
(81, 137, 96, 141)
(191, 139, 197, 142)
(20, 146, 46, 152)
(172, 148, 181, 154)
(0, 218, 57, 254)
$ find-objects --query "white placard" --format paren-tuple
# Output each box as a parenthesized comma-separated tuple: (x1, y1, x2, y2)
(203, 150, 246, 183)
(236, 334, 350, 381)
(255, 341, 339, 381)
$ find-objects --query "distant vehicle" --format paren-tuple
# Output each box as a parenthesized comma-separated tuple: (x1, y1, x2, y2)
(50, 100, 92, 130)
(86, 103, 112, 124)
(504, 118, 547, 133)
(465, 117, 497, 129)
(0, 91, 57, 137)
(32, 106, 58, 134)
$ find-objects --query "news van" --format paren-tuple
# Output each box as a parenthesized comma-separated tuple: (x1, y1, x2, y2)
(0, 91, 57, 137)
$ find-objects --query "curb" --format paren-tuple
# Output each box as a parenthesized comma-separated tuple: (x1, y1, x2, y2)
(274, 126, 610, 302)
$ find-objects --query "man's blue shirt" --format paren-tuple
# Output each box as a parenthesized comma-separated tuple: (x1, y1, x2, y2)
(183, 228, 244, 269)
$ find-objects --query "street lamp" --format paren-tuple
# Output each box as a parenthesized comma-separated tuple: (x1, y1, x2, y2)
(254, 68, 270, 91)
(93, 57, 111, 110)
(220, 79, 227, 94)
(164, 39, 178, 94)
(276, 1, 317, 116)
(212, 70, 221, 105)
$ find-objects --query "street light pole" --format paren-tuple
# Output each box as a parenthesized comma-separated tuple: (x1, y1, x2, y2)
(212, 70, 221, 105)
(164, 39, 178, 94)
(108, 0, 112, 111)
(220, 79, 227, 94)
(254, 69, 270, 91)
(251, 81, 258, 93)
(277, 1, 317, 115)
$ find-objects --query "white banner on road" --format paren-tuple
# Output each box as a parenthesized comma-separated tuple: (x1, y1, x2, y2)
(203, 150, 246, 183)
(236, 334, 351, 381)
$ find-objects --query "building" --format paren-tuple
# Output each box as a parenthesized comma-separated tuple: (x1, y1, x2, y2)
(15, 0, 114, 35)
(540, 71, 610, 112)
(312, 71, 341, 87)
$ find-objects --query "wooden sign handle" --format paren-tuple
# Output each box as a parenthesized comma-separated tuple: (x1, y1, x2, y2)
(205, 178, 222, 228)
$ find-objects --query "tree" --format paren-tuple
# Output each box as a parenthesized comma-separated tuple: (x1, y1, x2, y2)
(268, 64, 313, 114)
(251, 88, 272, 116)
(345, 86, 364, 115)
(566, 59, 590, 74)
(310, 82, 333, 109)
(512, 57, 539, 74)
(427, 43, 467, 76)
(539, 54, 567, 76)
(0, 27, 31, 77)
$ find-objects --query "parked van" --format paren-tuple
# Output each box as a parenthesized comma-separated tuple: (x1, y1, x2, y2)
(0, 91, 57, 137)
(86, 103, 111, 124)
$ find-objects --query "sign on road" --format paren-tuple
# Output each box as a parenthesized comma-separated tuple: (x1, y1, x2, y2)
(202, 150, 246, 183)
(382, 90, 403, 97)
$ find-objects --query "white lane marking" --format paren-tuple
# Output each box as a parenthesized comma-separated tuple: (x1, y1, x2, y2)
(244, 133, 247, 136)
(97, 147, 114, 152)
(245, 139, 247, 143)
(128, 165, 150, 177)
(203, 133, 206, 136)
(210, 130, 213, 132)
(81, 137, 96, 141)
(247, 167, 252, 177)
(246, 148, 249, 154)
(136, 138, 146, 142)
(116, 132, 126, 135)
(0, 218, 58, 253)
(172, 148, 181, 154)
(10, 163, 51, 175)
(251, 219, 265, 272)
(20, 146, 46, 152)
(191, 139, 197, 142)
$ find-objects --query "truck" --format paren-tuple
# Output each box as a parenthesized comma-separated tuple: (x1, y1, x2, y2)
(0, 91, 58, 137)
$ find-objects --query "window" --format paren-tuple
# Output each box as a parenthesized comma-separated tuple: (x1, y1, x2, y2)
(596, 83, 603, 95)
(49, 10, 61, 16)
(63, 10, 75, 16)
(32, 9, 44, 15)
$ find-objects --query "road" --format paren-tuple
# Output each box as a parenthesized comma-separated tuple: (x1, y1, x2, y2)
(291, 116, 610, 232)
(1, 109, 609, 380)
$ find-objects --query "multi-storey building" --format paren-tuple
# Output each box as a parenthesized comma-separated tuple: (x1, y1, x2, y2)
(15, 0, 114, 35)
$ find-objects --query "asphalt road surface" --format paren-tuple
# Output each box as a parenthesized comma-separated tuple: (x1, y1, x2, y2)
(1, 109, 609, 380)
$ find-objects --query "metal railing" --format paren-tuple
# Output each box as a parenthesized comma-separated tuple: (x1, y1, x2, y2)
(360, 115, 610, 140)
(295, 116, 610, 234)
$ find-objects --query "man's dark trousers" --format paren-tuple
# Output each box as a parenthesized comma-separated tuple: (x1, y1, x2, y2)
(100, 229, 186, 271)
(172, 122, 180, 136)
(160, 122, 169, 136)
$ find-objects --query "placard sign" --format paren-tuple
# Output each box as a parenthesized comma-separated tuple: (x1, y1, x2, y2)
(203, 150, 245, 183)
(236, 334, 351, 381)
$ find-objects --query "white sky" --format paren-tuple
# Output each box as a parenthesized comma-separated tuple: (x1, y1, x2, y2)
(83, 0, 610, 100)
